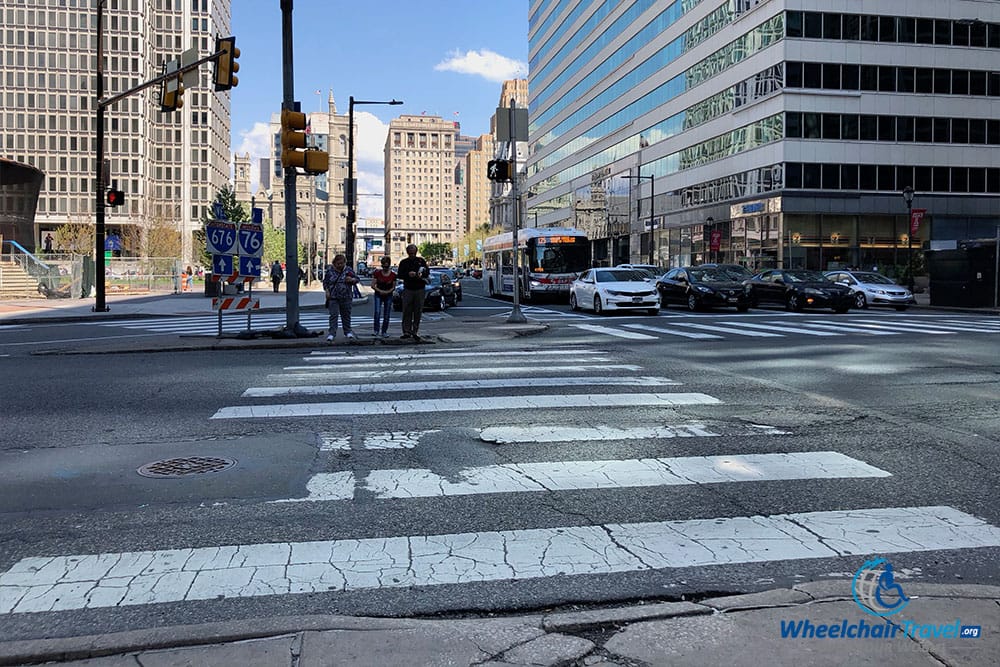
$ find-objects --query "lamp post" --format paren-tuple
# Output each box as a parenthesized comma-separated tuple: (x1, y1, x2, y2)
(624, 172, 655, 266)
(902, 186, 915, 291)
(346, 96, 402, 270)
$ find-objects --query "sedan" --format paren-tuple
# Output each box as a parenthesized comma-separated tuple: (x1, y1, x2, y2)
(657, 266, 750, 312)
(824, 270, 915, 311)
(746, 269, 853, 313)
(570, 268, 660, 315)
(429, 267, 462, 301)
(392, 272, 457, 312)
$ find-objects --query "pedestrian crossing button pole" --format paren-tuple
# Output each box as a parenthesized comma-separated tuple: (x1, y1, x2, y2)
(499, 97, 528, 324)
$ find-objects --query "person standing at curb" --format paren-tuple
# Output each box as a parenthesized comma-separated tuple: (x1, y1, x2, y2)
(323, 253, 358, 343)
(270, 260, 283, 293)
(370, 256, 397, 339)
(397, 244, 429, 341)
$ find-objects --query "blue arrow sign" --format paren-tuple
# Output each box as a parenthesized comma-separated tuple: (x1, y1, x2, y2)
(206, 221, 237, 255)
(213, 254, 234, 277)
(212, 201, 227, 221)
(239, 255, 261, 278)
(252, 207, 263, 224)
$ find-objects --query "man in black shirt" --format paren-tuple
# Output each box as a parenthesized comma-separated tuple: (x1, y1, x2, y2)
(397, 244, 429, 340)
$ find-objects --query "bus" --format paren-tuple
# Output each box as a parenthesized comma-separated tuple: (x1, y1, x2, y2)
(482, 227, 591, 302)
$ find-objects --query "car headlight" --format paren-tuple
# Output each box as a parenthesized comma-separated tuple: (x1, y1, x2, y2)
(694, 285, 713, 294)
(529, 280, 541, 287)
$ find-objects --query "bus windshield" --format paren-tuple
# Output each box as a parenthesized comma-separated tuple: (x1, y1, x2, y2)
(531, 242, 590, 274)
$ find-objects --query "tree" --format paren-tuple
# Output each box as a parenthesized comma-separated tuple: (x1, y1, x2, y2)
(54, 223, 95, 255)
(456, 224, 493, 266)
(418, 242, 453, 264)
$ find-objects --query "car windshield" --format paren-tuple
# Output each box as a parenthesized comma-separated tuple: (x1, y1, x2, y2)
(853, 272, 896, 285)
(784, 270, 829, 283)
(688, 268, 734, 283)
(630, 268, 657, 280)
(596, 269, 642, 283)
(427, 274, 445, 286)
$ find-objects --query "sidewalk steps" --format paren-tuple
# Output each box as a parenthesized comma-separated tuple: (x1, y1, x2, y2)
(0, 262, 38, 298)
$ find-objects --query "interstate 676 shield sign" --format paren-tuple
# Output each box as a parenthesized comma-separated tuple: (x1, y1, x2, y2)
(206, 221, 237, 255)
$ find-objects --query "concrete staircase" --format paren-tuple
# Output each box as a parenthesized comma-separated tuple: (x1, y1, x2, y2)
(0, 261, 40, 298)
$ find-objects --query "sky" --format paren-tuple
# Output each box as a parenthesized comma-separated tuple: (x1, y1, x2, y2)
(231, 0, 530, 218)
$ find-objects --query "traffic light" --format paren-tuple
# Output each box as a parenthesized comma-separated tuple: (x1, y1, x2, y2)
(280, 109, 329, 174)
(106, 189, 125, 207)
(159, 71, 183, 112)
(214, 36, 240, 91)
(487, 159, 511, 182)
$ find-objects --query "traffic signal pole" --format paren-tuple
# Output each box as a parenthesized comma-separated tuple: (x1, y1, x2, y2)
(280, 0, 305, 335)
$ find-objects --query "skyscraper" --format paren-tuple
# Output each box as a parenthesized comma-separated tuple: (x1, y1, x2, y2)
(0, 0, 234, 262)
(526, 1, 1000, 273)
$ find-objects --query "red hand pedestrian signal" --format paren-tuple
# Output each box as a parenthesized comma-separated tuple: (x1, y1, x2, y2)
(106, 189, 125, 207)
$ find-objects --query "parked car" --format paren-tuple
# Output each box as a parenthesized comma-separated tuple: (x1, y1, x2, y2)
(656, 266, 751, 312)
(746, 269, 853, 313)
(392, 272, 457, 311)
(429, 267, 462, 301)
(699, 263, 754, 281)
(824, 270, 915, 311)
(570, 268, 660, 315)
(626, 267, 660, 283)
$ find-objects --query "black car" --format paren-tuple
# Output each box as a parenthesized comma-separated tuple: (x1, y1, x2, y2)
(699, 263, 754, 281)
(429, 267, 462, 301)
(391, 272, 457, 311)
(656, 267, 751, 312)
(746, 269, 853, 313)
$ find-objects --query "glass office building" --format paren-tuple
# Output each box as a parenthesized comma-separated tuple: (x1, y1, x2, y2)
(525, 1, 1000, 273)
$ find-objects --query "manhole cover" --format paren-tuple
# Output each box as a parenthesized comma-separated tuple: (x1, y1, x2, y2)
(137, 456, 237, 478)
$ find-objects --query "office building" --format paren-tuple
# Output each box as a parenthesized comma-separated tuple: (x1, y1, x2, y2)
(0, 0, 233, 263)
(383, 114, 458, 260)
(525, 1, 1000, 274)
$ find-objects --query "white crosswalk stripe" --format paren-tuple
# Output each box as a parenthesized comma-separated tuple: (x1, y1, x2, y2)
(569, 324, 658, 339)
(621, 323, 722, 339)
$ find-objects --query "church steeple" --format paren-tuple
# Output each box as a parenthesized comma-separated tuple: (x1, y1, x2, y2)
(328, 89, 336, 114)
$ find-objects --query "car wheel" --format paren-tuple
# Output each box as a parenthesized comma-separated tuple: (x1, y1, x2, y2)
(569, 291, 580, 311)
(593, 295, 604, 314)
(786, 293, 803, 312)
(438, 294, 447, 311)
(686, 293, 700, 312)
(854, 292, 868, 309)
(894, 305, 909, 311)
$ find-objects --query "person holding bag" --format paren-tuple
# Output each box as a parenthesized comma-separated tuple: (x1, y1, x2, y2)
(370, 256, 397, 339)
(323, 254, 358, 343)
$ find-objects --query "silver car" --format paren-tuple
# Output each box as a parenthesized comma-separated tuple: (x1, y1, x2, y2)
(824, 270, 916, 311)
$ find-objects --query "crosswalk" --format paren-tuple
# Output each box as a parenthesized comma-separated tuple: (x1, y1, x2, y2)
(570, 316, 1000, 341)
(3, 346, 1000, 616)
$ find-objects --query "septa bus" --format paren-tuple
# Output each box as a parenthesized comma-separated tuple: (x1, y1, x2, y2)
(482, 227, 590, 302)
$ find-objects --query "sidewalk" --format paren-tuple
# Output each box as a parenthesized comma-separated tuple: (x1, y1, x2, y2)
(0, 283, 549, 349)
(1, 583, 996, 666)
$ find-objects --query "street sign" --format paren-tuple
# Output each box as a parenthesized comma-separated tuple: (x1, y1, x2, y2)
(238, 255, 261, 279)
(251, 207, 263, 224)
(212, 201, 227, 221)
(212, 254, 234, 278)
(206, 221, 237, 255)
(238, 222, 264, 258)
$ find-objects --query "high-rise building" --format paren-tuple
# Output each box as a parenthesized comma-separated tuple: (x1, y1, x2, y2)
(0, 0, 233, 262)
(525, 1, 1000, 273)
(383, 114, 458, 260)
(465, 133, 495, 234)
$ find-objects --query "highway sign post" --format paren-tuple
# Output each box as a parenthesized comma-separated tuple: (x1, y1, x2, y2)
(206, 215, 260, 337)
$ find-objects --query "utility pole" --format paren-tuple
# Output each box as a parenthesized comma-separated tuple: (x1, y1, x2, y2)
(280, 0, 306, 335)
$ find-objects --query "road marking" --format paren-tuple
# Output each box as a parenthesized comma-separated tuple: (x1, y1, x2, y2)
(796, 321, 899, 335)
(569, 324, 657, 339)
(211, 392, 722, 419)
(303, 349, 611, 362)
(671, 322, 783, 337)
(717, 321, 842, 336)
(836, 321, 956, 335)
(893, 320, 1000, 333)
(362, 451, 889, 499)
(941, 319, 1000, 328)
(362, 430, 441, 449)
(319, 435, 350, 451)
(244, 376, 679, 398)
(271, 472, 355, 503)
(273, 364, 644, 380)
(479, 422, 789, 444)
(622, 324, 722, 339)
(3, 506, 996, 614)
(285, 357, 616, 371)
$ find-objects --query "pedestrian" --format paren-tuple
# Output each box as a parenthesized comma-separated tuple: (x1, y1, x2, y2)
(185, 265, 194, 293)
(397, 243, 429, 341)
(323, 253, 358, 343)
(270, 260, 283, 293)
(370, 256, 397, 339)
(43, 233, 53, 253)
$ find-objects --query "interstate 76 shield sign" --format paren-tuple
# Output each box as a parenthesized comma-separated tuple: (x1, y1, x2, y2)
(206, 221, 237, 255)
(238, 222, 263, 258)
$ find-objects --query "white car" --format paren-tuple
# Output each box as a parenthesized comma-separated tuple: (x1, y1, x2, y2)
(824, 270, 916, 311)
(570, 268, 660, 315)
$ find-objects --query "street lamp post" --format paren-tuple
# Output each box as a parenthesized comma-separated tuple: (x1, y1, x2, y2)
(347, 96, 402, 270)
(624, 173, 655, 265)
(902, 186, 915, 292)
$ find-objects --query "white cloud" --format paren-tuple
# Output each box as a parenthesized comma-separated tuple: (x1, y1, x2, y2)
(236, 122, 273, 191)
(434, 49, 527, 83)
